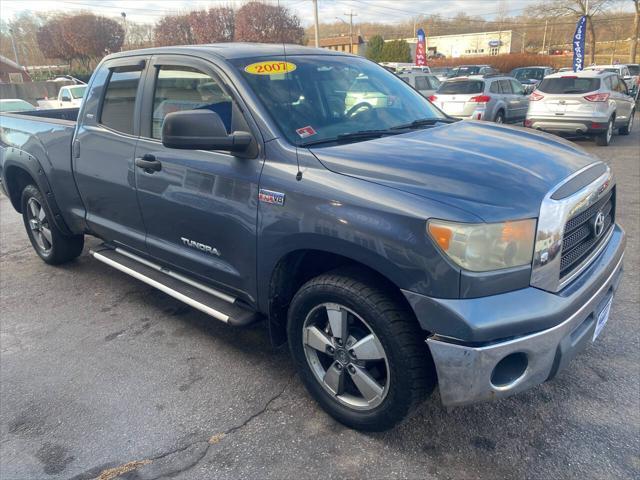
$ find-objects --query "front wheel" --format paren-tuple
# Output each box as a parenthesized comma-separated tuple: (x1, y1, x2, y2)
(287, 270, 436, 431)
(21, 185, 84, 265)
(595, 117, 614, 146)
(619, 110, 634, 135)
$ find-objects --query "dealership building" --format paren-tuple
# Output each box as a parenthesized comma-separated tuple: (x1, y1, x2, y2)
(392, 30, 524, 59)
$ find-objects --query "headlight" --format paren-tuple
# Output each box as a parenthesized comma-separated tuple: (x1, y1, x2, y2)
(427, 219, 536, 272)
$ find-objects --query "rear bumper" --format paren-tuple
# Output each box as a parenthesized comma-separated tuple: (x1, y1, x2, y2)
(403, 224, 625, 407)
(526, 115, 610, 134)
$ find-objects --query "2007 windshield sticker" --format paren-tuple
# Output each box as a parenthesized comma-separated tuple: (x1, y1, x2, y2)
(244, 61, 296, 75)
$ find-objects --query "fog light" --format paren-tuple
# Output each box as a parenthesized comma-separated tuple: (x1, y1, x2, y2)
(491, 352, 528, 388)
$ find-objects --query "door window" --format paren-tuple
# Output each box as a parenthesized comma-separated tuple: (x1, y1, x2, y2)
(414, 76, 430, 90)
(509, 79, 525, 95)
(498, 80, 513, 94)
(100, 70, 143, 135)
(489, 81, 501, 93)
(151, 66, 233, 139)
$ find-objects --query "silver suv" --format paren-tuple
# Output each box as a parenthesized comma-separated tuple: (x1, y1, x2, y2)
(430, 75, 529, 123)
(525, 70, 635, 146)
(397, 71, 441, 98)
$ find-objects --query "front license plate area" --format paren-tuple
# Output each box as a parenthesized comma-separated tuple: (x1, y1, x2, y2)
(593, 297, 613, 341)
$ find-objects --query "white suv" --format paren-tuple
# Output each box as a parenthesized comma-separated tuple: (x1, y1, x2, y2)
(525, 70, 635, 146)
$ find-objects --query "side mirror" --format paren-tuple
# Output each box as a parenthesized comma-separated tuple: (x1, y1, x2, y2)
(623, 75, 632, 81)
(62, 96, 71, 102)
(161, 109, 252, 153)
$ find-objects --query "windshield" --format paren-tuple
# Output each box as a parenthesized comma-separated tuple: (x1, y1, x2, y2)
(448, 66, 481, 77)
(69, 86, 87, 99)
(512, 68, 545, 81)
(537, 77, 600, 94)
(232, 55, 444, 146)
(437, 80, 484, 94)
(0, 100, 33, 112)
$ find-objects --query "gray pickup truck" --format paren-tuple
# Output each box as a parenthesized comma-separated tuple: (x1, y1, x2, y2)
(0, 44, 626, 431)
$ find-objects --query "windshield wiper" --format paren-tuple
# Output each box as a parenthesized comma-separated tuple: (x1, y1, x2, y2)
(390, 117, 457, 130)
(299, 129, 406, 147)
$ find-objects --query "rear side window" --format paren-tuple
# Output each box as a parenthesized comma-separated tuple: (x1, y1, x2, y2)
(414, 76, 430, 90)
(438, 80, 484, 94)
(537, 77, 600, 94)
(100, 70, 142, 135)
(627, 65, 640, 75)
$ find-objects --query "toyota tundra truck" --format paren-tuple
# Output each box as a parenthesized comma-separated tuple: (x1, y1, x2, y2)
(0, 44, 626, 431)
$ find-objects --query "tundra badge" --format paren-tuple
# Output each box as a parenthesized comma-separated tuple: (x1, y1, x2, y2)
(180, 237, 221, 256)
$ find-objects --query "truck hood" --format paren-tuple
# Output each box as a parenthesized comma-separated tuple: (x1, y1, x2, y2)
(309, 121, 599, 221)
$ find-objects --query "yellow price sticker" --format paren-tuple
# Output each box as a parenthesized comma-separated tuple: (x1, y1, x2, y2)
(244, 61, 297, 75)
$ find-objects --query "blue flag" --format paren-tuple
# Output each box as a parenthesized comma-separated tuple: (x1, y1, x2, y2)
(572, 16, 587, 72)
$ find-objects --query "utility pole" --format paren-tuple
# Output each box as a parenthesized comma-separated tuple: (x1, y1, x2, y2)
(344, 11, 357, 53)
(121, 12, 127, 51)
(541, 20, 548, 54)
(313, 0, 320, 48)
(8, 28, 20, 65)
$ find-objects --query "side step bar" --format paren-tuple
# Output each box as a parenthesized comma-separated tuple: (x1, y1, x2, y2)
(90, 246, 260, 327)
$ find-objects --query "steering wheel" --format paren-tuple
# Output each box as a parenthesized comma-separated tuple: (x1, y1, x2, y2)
(346, 102, 373, 118)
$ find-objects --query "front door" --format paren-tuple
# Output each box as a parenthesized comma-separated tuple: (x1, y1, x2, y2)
(73, 56, 149, 252)
(133, 55, 263, 302)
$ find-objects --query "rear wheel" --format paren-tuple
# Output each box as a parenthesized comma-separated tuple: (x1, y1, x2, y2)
(619, 110, 634, 135)
(595, 117, 614, 146)
(494, 110, 505, 124)
(21, 185, 84, 265)
(287, 270, 436, 431)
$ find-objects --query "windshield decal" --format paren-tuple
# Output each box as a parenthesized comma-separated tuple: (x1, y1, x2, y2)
(296, 126, 317, 138)
(244, 61, 296, 75)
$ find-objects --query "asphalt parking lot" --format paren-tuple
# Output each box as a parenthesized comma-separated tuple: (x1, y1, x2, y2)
(1, 119, 639, 480)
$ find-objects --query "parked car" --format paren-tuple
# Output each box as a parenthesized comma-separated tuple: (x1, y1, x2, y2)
(585, 65, 639, 100)
(0, 99, 35, 113)
(344, 74, 392, 112)
(525, 70, 635, 146)
(397, 66, 431, 74)
(430, 75, 529, 123)
(57, 85, 87, 108)
(48, 75, 86, 85)
(397, 71, 441, 97)
(447, 65, 498, 78)
(0, 44, 626, 431)
(430, 67, 452, 82)
(557, 67, 573, 73)
(510, 66, 555, 93)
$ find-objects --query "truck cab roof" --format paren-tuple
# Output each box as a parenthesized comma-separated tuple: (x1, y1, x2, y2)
(104, 43, 349, 62)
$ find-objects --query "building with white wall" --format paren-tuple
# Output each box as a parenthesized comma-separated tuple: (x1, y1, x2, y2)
(391, 30, 524, 60)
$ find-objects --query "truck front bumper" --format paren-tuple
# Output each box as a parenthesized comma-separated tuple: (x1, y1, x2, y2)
(403, 224, 625, 407)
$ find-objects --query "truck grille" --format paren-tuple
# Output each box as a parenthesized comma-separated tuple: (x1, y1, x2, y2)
(560, 188, 615, 278)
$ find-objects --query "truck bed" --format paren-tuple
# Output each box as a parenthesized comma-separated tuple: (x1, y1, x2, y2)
(0, 107, 86, 233)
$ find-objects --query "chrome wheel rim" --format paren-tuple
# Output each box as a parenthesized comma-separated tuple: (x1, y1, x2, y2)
(495, 115, 503, 124)
(629, 114, 634, 132)
(26, 198, 52, 254)
(302, 303, 390, 411)
(606, 120, 613, 142)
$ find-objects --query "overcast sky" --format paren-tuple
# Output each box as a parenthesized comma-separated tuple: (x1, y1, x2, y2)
(0, 0, 577, 26)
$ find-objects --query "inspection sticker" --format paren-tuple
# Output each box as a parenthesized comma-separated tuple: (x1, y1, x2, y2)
(244, 61, 296, 75)
(296, 126, 317, 138)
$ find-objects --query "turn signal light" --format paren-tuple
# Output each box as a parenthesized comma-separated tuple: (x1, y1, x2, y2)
(469, 95, 491, 103)
(584, 93, 610, 102)
(428, 224, 452, 250)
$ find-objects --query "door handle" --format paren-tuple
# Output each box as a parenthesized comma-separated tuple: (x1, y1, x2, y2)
(135, 154, 162, 173)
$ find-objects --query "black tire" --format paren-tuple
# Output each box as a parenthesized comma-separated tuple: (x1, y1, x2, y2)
(619, 110, 634, 135)
(21, 184, 84, 265)
(287, 269, 436, 431)
(595, 117, 614, 146)
(494, 110, 505, 124)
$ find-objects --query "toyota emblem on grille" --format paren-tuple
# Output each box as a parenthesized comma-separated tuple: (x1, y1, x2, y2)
(592, 211, 606, 238)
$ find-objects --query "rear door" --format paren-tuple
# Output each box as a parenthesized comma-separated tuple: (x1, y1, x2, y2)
(133, 54, 263, 301)
(509, 79, 529, 120)
(73, 56, 150, 252)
